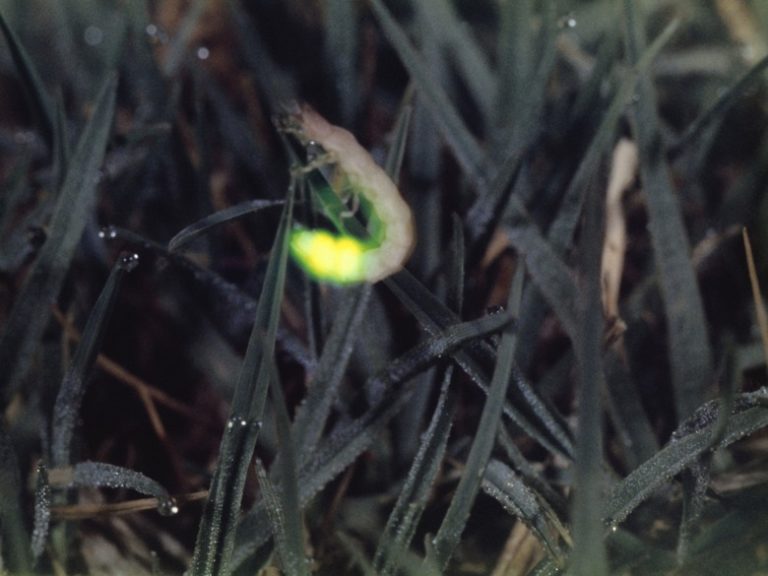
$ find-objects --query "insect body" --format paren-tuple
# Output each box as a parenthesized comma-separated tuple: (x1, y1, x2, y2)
(281, 105, 414, 284)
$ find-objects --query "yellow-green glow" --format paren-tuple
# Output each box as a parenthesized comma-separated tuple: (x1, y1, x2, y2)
(289, 228, 368, 284)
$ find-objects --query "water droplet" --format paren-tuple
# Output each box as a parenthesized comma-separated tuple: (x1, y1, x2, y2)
(145, 23, 168, 45)
(145, 23, 157, 36)
(98, 225, 118, 240)
(157, 496, 179, 517)
(196, 46, 210, 60)
(558, 13, 577, 29)
(84, 26, 104, 46)
(611, 524, 618, 533)
(118, 252, 140, 271)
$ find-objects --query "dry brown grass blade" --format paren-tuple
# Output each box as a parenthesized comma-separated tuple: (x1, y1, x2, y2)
(742, 227, 768, 369)
(50, 490, 209, 520)
(600, 138, 637, 326)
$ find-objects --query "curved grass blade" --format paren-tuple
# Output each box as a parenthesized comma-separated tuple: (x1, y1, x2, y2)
(188, 183, 294, 576)
(429, 270, 522, 570)
(168, 199, 283, 252)
(0, 11, 56, 150)
(373, 368, 454, 575)
(604, 402, 768, 529)
(482, 459, 566, 565)
(61, 461, 173, 505)
(0, 426, 31, 572)
(671, 52, 768, 156)
(624, 0, 712, 422)
(0, 73, 117, 405)
(368, 0, 486, 189)
(51, 253, 138, 467)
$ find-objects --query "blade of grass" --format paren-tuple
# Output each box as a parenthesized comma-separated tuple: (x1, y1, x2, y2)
(0, 73, 117, 406)
(373, 368, 454, 576)
(59, 461, 174, 505)
(415, 0, 496, 122)
(325, 0, 359, 125)
(161, 0, 206, 76)
(0, 426, 31, 572)
(188, 183, 294, 576)
(494, 0, 533, 132)
(624, 0, 713, 422)
(31, 460, 51, 560)
(168, 199, 284, 252)
(368, 0, 486, 189)
(743, 228, 768, 368)
(0, 10, 56, 150)
(265, 363, 308, 576)
(604, 399, 768, 529)
(569, 173, 609, 576)
(51, 253, 138, 467)
(671, 52, 768, 156)
(481, 459, 566, 565)
(428, 266, 524, 570)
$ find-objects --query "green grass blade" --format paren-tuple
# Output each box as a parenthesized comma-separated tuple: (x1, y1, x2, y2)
(624, 0, 713, 422)
(569, 178, 609, 576)
(0, 426, 31, 572)
(0, 73, 117, 405)
(51, 254, 137, 467)
(368, 0, 486, 188)
(373, 368, 454, 575)
(189, 184, 294, 576)
(161, 0, 206, 76)
(0, 10, 56, 150)
(266, 365, 309, 576)
(604, 402, 768, 529)
(168, 199, 283, 252)
(429, 274, 521, 570)
(482, 459, 565, 564)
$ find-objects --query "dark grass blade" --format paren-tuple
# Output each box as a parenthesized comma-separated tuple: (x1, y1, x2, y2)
(325, 0, 359, 124)
(168, 199, 283, 252)
(188, 184, 294, 576)
(387, 270, 574, 459)
(671, 52, 768, 156)
(291, 285, 372, 457)
(0, 426, 31, 572)
(604, 401, 768, 529)
(0, 73, 117, 405)
(494, 0, 533, 131)
(66, 461, 173, 504)
(416, 0, 496, 123)
(481, 459, 566, 565)
(428, 269, 523, 570)
(569, 175, 609, 576)
(51, 253, 138, 467)
(368, 0, 486, 189)
(31, 460, 51, 560)
(265, 365, 308, 576)
(230, 311, 513, 572)
(0, 11, 56, 150)
(373, 368, 454, 575)
(624, 0, 712, 422)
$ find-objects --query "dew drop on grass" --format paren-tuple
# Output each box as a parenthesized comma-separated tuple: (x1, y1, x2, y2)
(558, 13, 577, 29)
(98, 225, 118, 240)
(118, 252, 140, 272)
(196, 46, 210, 60)
(84, 26, 104, 46)
(157, 496, 179, 517)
